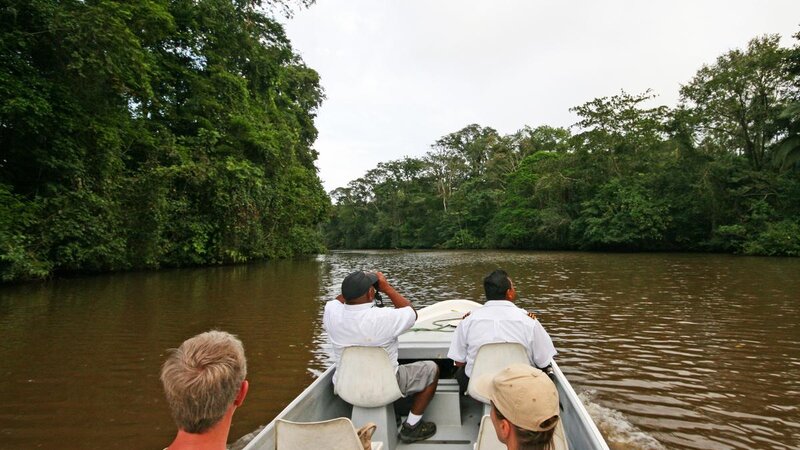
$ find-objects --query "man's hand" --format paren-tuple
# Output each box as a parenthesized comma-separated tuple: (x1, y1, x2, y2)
(541, 364, 555, 381)
(374, 271, 415, 317)
(375, 271, 391, 292)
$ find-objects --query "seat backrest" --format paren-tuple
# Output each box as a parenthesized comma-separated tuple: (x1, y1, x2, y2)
(475, 414, 506, 450)
(275, 417, 364, 450)
(335, 346, 404, 407)
(467, 342, 529, 403)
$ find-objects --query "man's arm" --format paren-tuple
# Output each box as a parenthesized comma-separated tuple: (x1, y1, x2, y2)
(376, 272, 417, 319)
(447, 316, 468, 365)
(531, 320, 557, 368)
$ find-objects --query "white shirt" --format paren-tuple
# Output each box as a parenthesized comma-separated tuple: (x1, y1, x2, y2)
(447, 300, 557, 377)
(323, 300, 417, 383)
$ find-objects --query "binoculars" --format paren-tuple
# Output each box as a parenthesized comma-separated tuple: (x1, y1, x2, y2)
(372, 280, 385, 307)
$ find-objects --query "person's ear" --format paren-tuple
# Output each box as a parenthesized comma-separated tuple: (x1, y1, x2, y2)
(496, 418, 513, 443)
(505, 286, 515, 300)
(234, 380, 249, 407)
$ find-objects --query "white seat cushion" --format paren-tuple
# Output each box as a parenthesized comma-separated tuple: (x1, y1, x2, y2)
(276, 417, 384, 450)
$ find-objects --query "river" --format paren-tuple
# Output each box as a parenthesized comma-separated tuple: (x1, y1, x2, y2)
(0, 250, 798, 449)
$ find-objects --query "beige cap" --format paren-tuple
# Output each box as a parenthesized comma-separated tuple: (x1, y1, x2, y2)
(473, 363, 560, 432)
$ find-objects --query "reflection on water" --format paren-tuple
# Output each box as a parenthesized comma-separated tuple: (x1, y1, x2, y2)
(0, 251, 798, 450)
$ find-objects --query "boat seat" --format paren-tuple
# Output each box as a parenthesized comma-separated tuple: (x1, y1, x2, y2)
(467, 342, 529, 414)
(275, 417, 384, 450)
(474, 415, 505, 450)
(335, 346, 404, 450)
(474, 414, 569, 450)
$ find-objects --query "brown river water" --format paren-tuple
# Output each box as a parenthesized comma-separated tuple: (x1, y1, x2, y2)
(0, 250, 798, 449)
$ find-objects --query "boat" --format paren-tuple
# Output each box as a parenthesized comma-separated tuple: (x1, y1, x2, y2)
(241, 299, 610, 450)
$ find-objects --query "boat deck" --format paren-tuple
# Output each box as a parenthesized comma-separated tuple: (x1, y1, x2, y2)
(396, 389, 484, 449)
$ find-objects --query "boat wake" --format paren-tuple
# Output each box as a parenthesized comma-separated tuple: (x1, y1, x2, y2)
(579, 390, 665, 450)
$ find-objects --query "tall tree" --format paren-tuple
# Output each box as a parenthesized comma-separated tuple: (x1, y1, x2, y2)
(680, 35, 797, 171)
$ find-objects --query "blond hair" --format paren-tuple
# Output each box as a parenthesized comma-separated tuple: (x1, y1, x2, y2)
(160, 330, 247, 433)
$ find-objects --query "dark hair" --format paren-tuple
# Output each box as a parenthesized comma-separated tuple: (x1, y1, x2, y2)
(484, 269, 511, 300)
(493, 402, 556, 450)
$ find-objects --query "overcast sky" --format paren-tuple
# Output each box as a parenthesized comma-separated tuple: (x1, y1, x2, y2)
(281, 1, 800, 193)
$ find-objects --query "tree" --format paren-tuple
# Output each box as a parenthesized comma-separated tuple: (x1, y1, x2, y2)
(570, 90, 669, 155)
(680, 35, 798, 171)
(425, 143, 465, 213)
(572, 179, 671, 250)
(772, 31, 800, 172)
(0, 0, 328, 281)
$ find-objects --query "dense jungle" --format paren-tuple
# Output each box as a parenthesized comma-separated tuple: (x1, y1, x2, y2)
(2, 1, 799, 283)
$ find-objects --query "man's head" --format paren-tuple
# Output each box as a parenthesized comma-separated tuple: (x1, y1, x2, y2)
(475, 364, 560, 449)
(160, 330, 248, 434)
(341, 270, 378, 303)
(484, 269, 516, 301)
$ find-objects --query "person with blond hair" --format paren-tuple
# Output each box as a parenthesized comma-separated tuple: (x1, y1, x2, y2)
(161, 330, 249, 450)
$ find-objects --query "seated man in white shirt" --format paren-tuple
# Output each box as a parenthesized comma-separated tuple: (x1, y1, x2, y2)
(323, 270, 439, 443)
(447, 269, 557, 395)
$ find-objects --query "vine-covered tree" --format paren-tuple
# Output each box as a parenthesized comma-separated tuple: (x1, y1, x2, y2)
(0, 0, 329, 281)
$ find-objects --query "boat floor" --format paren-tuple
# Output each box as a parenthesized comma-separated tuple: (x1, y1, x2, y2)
(396, 392, 484, 449)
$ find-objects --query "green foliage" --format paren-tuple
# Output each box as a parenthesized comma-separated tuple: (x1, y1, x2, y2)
(1, 0, 327, 282)
(0, 185, 51, 281)
(487, 151, 575, 249)
(573, 180, 671, 250)
(680, 35, 798, 171)
(324, 31, 800, 257)
(743, 219, 800, 256)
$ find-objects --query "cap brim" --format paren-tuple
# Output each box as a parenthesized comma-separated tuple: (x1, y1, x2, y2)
(365, 272, 378, 284)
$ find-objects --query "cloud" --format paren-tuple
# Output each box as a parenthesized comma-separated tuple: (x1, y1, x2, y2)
(284, 0, 800, 192)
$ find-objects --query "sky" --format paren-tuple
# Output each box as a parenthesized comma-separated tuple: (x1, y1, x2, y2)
(280, 0, 800, 193)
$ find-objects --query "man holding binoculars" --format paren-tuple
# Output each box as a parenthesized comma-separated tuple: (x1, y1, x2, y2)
(323, 271, 439, 443)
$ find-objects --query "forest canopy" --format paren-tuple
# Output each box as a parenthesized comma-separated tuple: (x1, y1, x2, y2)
(325, 33, 800, 256)
(0, 0, 329, 281)
(2, 4, 798, 284)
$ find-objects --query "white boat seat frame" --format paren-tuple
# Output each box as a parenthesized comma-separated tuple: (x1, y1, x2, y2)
(334, 346, 404, 450)
(474, 414, 506, 450)
(275, 417, 384, 450)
